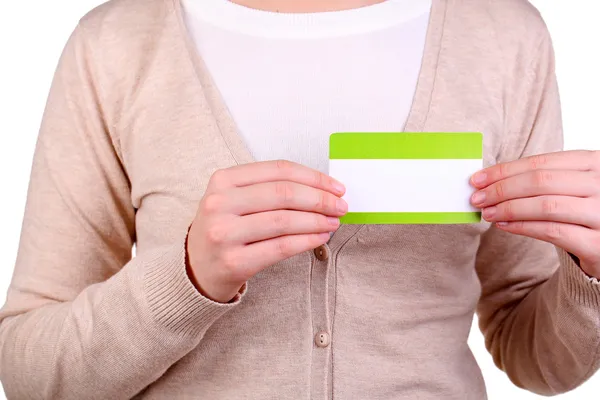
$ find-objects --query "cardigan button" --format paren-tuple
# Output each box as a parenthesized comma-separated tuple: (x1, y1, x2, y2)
(314, 244, 329, 261)
(314, 331, 330, 348)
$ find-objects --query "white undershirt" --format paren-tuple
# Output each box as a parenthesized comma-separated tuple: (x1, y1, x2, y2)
(183, 0, 431, 173)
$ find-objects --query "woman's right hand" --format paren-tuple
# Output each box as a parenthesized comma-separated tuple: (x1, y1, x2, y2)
(186, 160, 347, 303)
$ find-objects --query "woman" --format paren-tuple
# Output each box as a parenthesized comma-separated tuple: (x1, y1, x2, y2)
(1, 0, 599, 398)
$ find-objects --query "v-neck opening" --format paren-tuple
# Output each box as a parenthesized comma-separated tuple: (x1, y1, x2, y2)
(168, 0, 448, 245)
(170, 0, 255, 166)
(169, 0, 447, 162)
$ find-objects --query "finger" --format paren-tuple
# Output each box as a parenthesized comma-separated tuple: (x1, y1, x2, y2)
(235, 232, 331, 276)
(209, 160, 345, 196)
(228, 211, 340, 243)
(482, 196, 600, 228)
(471, 170, 595, 208)
(495, 221, 600, 264)
(223, 181, 348, 216)
(471, 150, 597, 189)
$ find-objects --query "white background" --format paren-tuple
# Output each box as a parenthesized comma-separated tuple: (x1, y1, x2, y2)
(0, 1, 598, 399)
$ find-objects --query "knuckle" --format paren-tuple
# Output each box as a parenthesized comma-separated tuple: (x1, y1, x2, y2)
(317, 215, 329, 230)
(274, 182, 294, 206)
(275, 237, 292, 258)
(514, 221, 525, 230)
(544, 222, 563, 241)
(541, 197, 559, 217)
(221, 251, 241, 275)
(529, 154, 549, 170)
(317, 193, 327, 211)
(271, 212, 291, 236)
(533, 170, 552, 188)
(503, 201, 514, 220)
(498, 163, 509, 180)
(206, 223, 228, 245)
(494, 182, 504, 199)
(313, 170, 325, 188)
(201, 193, 223, 214)
(209, 169, 228, 188)
(275, 159, 293, 175)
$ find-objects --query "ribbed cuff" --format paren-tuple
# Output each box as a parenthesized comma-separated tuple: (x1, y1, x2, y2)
(144, 235, 246, 337)
(557, 247, 600, 308)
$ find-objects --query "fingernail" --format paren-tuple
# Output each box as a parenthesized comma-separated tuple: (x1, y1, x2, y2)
(336, 199, 348, 214)
(327, 217, 340, 227)
(471, 191, 486, 205)
(332, 180, 346, 195)
(482, 206, 496, 219)
(472, 172, 487, 186)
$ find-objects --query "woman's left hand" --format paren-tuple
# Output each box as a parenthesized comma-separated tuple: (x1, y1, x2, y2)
(470, 150, 600, 279)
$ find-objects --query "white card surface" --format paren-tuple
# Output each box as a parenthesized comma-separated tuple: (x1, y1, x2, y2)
(328, 132, 483, 224)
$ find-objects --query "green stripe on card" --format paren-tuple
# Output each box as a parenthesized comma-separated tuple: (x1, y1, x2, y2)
(340, 212, 482, 224)
(329, 133, 482, 159)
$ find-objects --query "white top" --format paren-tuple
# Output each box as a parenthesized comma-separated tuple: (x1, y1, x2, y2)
(183, 0, 432, 173)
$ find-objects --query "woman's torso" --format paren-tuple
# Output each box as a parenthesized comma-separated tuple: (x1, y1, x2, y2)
(82, 0, 545, 397)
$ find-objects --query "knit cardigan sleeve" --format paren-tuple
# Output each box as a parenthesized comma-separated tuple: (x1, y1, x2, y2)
(0, 24, 243, 400)
(475, 29, 600, 395)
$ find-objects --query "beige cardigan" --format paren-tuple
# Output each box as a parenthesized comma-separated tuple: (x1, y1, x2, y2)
(1, 0, 599, 398)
